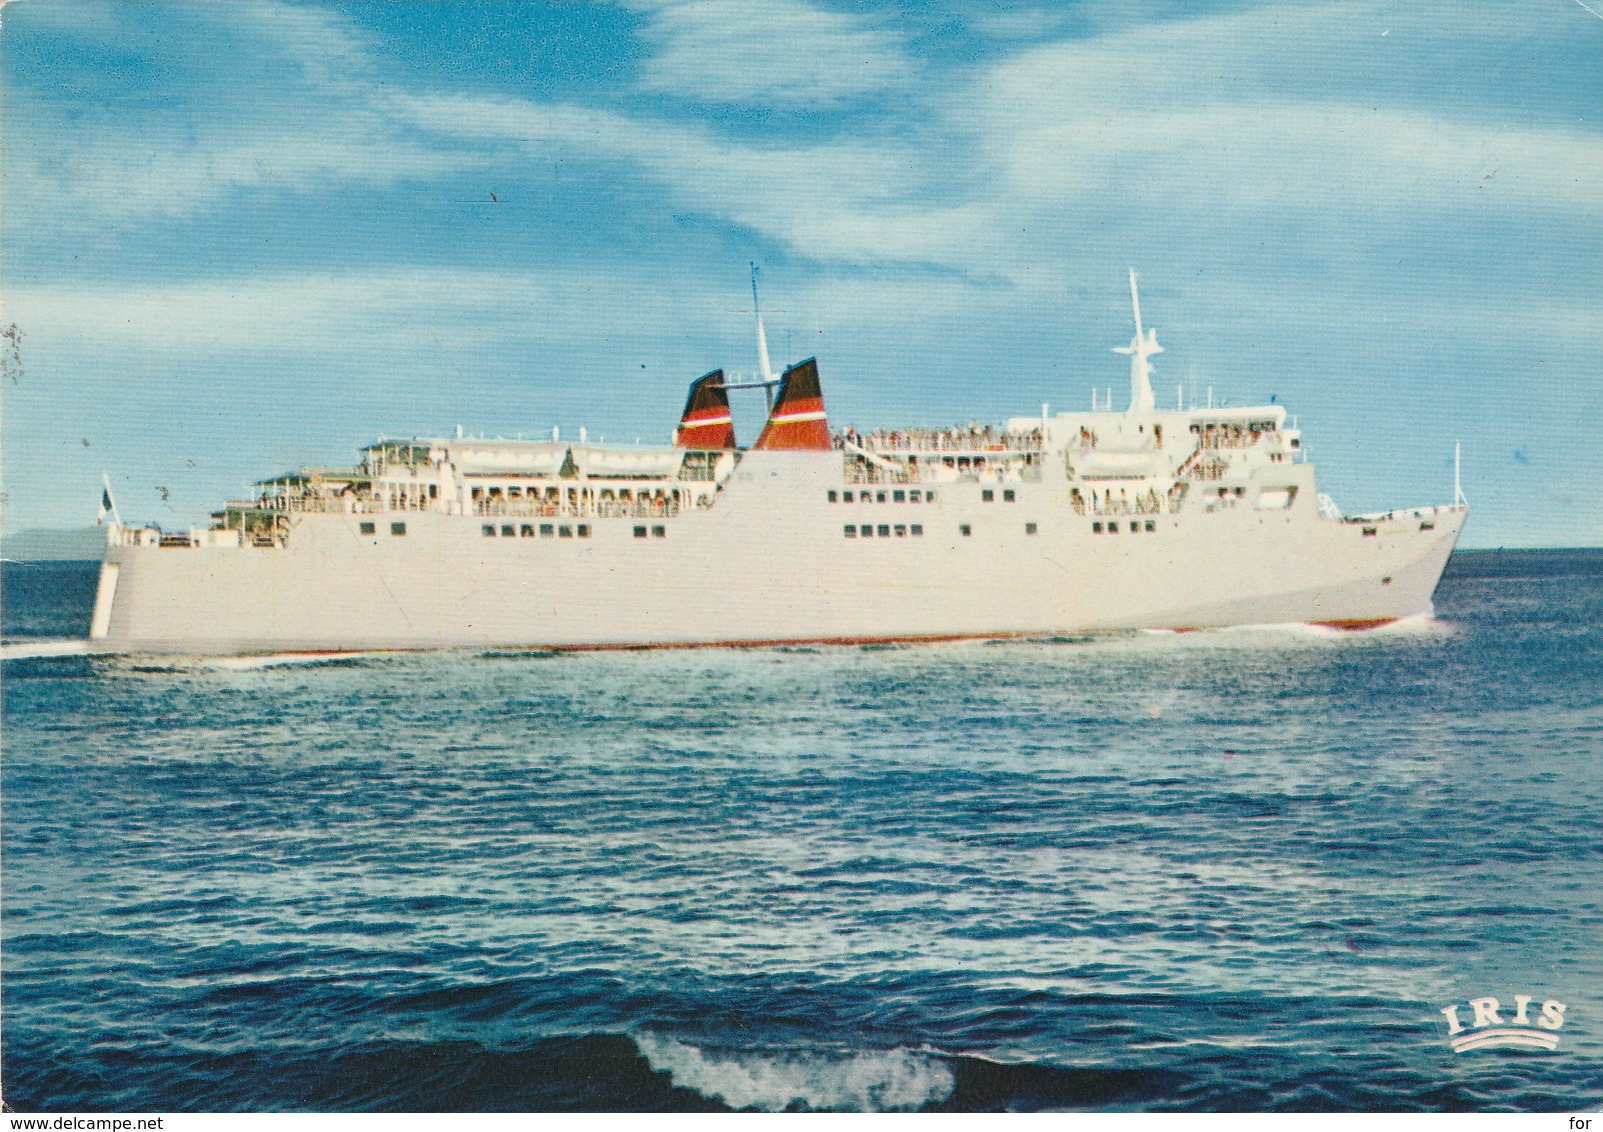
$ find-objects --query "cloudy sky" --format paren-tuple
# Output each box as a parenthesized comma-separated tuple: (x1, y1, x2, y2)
(3, 0, 1600, 546)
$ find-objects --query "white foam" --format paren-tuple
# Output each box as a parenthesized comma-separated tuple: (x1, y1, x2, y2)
(635, 1034, 954, 1112)
(0, 638, 94, 659)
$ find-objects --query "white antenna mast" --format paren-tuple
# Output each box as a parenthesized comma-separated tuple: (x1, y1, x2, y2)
(1112, 268, 1160, 413)
(751, 262, 777, 410)
(1454, 442, 1466, 507)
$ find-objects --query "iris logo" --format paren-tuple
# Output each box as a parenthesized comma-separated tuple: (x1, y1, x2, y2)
(1439, 995, 1566, 1053)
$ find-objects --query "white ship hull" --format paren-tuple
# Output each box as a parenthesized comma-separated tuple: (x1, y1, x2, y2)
(91, 449, 1464, 655)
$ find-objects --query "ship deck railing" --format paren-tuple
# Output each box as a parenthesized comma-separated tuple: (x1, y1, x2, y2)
(833, 429, 1044, 455)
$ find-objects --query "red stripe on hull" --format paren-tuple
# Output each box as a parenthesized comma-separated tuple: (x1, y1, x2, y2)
(1310, 618, 1398, 631)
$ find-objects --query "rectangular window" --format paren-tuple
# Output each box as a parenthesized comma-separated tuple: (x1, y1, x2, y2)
(577, 524, 591, 538)
(844, 524, 857, 537)
(360, 522, 376, 536)
(982, 489, 994, 502)
(876, 491, 887, 503)
(521, 524, 536, 537)
(559, 525, 573, 538)
(1362, 527, 1377, 537)
(483, 524, 497, 537)
(652, 525, 666, 538)
(894, 524, 906, 537)
(1129, 521, 1138, 533)
(893, 490, 906, 503)
(843, 491, 854, 503)
(1092, 522, 1102, 533)
(909, 490, 922, 503)
(861, 524, 873, 537)
(1420, 522, 1435, 531)
(926, 491, 936, 503)
(391, 522, 407, 536)
(828, 490, 838, 502)
(540, 524, 554, 537)
(1107, 523, 1118, 534)
(634, 526, 648, 538)
(877, 524, 890, 537)
(502, 525, 516, 537)
(1144, 521, 1155, 533)
(910, 524, 923, 536)
(1025, 522, 1037, 535)
(959, 524, 972, 537)
(1003, 489, 1016, 503)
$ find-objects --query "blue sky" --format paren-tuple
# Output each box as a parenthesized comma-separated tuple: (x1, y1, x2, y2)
(3, 0, 1599, 547)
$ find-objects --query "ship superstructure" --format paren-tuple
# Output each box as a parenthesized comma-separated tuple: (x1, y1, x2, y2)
(87, 277, 1465, 653)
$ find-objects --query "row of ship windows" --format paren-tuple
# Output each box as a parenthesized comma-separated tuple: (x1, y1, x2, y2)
(828, 489, 938, 504)
(846, 523, 1041, 538)
(479, 523, 671, 539)
(827, 488, 1024, 504)
(360, 522, 407, 536)
(1094, 520, 1159, 534)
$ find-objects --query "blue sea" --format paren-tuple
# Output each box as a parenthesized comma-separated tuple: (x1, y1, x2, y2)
(3, 551, 1600, 1113)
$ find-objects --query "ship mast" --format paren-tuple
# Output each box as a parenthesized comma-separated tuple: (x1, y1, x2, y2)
(1112, 269, 1160, 413)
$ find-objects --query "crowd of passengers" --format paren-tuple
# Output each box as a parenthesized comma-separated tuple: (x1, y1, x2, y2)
(833, 423, 1044, 452)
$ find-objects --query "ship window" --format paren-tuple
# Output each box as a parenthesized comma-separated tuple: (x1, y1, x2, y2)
(1145, 521, 1156, 533)
(894, 524, 906, 537)
(633, 526, 647, 538)
(521, 524, 536, 537)
(843, 491, 854, 502)
(877, 524, 890, 537)
(894, 490, 906, 502)
(429, 484, 438, 499)
(482, 524, 496, 537)
(559, 525, 573, 538)
(360, 522, 376, 536)
(1235, 487, 1245, 497)
(1092, 522, 1102, 533)
(1362, 527, 1377, 537)
(502, 525, 516, 537)
(1129, 522, 1139, 533)
(911, 524, 923, 536)
(1025, 522, 1037, 535)
(540, 524, 555, 537)
(845, 524, 857, 537)
(960, 524, 972, 537)
(828, 490, 838, 502)
(925, 491, 936, 503)
(1420, 522, 1435, 531)
(982, 489, 994, 502)
(861, 525, 873, 538)
(876, 491, 887, 503)
(652, 525, 666, 538)
(577, 525, 591, 538)
(909, 490, 922, 502)
(1004, 489, 1016, 503)
(1290, 438, 1300, 448)
(508, 487, 522, 499)
(1107, 523, 1119, 534)
(391, 522, 407, 536)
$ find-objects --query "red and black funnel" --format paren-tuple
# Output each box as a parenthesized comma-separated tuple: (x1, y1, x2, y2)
(752, 358, 830, 451)
(674, 370, 736, 449)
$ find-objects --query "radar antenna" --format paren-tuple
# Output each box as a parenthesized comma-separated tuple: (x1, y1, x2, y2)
(1112, 268, 1160, 413)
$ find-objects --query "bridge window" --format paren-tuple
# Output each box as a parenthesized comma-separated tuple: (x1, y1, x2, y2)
(360, 522, 376, 536)
(391, 522, 407, 536)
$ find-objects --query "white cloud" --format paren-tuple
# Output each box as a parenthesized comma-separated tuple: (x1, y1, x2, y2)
(631, 0, 916, 106)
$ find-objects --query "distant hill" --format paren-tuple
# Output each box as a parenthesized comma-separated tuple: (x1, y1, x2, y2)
(1, 527, 106, 561)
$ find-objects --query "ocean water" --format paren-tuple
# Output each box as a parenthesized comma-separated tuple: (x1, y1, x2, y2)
(2, 551, 1600, 1113)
